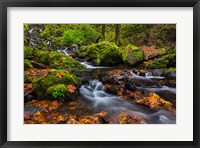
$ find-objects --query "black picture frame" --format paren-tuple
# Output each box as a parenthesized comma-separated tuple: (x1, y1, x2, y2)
(0, 0, 199, 147)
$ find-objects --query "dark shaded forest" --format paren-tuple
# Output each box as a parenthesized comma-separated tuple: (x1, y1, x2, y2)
(24, 24, 176, 124)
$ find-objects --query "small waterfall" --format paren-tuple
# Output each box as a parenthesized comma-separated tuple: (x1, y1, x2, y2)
(80, 62, 108, 69)
(30, 39, 35, 46)
(79, 79, 176, 124)
(46, 41, 51, 45)
(136, 86, 176, 94)
(29, 28, 34, 34)
(131, 71, 165, 79)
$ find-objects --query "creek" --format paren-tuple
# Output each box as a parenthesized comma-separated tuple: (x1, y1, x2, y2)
(77, 62, 176, 124)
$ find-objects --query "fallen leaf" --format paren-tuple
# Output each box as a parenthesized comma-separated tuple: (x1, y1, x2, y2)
(66, 85, 76, 93)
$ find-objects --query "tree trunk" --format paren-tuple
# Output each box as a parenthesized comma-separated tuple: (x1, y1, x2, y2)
(102, 24, 106, 40)
(115, 24, 121, 45)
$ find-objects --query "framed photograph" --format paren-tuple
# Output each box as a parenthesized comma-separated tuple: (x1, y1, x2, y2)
(0, 0, 199, 147)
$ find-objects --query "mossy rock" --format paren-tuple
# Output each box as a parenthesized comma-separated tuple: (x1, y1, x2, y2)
(46, 84, 77, 101)
(147, 58, 169, 69)
(24, 59, 33, 69)
(78, 41, 122, 66)
(33, 50, 85, 70)
(46, 84, 66, 100)
(34, 50, 49, 64)
(147, 47, 176, 69)
(122, 44, 144, 66)
(166, 67, 176, 73)
(49, 51, 84, 70)
(32, 70, 81, 100)
(164, 67, 176, 78)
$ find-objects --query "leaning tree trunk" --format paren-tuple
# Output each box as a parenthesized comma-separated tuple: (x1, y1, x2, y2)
(115, 24, 121, 45)
(102, 24, 106, 40)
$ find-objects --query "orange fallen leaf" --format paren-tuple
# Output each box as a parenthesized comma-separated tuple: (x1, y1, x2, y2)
(66, 85, 76, 93)
(56, 73, 62, 78)
(57, 115, 64, 122)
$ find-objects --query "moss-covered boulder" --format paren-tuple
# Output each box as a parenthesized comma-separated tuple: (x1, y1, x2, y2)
(33, 50, 85, 70)
(78, 41, 122, 66)
(32, 69, 81, 100)
(147, 47, 176, 69)
(164, 68, 176, 78)
(34, 50, 49, 64)
(46, 84, 66, 100)
(122, 44, 144, 66)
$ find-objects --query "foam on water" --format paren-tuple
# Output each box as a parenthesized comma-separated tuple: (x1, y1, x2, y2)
(79, 79, 176, 124)
(131, 71, 165, 80)
(80, 62, 108, 69)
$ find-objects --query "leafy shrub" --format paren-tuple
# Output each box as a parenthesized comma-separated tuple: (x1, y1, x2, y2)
(47, 84, 66, 100)
(60, 25, 99, 45)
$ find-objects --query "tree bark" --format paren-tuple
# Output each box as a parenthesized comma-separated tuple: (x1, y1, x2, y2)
(115, 24, 121, 45)
(102, 24, 106, 40)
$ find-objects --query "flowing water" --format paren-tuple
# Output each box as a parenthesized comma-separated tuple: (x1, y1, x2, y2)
(78, 62, 176, 124)
(24, 49, 176, 124)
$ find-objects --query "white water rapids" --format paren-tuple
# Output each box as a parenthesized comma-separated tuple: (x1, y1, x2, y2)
(79, 79, 176, 124)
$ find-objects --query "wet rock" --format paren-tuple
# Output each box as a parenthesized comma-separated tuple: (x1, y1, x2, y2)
(138, 72, 145, 76)
(24, 104, 47, 116)
(152, 69, 165, 76)
(147, 53, 159, 60)
(24, 92, 38, 103)
(129, 78, 161, 88)
(164, 80, 176, 87)
(116, 76, 126, 81)
(105, 86, 118, 95)
(101, 116, 110, 124)
(102, 76, 116, 84)
(125, 83, 137, 91)
(165, 72, 176, 78)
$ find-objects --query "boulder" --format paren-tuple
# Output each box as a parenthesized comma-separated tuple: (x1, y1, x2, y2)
(122, 44, 144, 66)
(147, 47, 176, 69)
(152, 69, 165, 76)
(164, 68, 176, 78)
(78, 41, 122, 66)
(32, 69, 81, 100)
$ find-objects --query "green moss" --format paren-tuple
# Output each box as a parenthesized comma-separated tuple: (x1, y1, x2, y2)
(24, 46, 37, 59)
(147, 58, 169, 69)
(24, 59, 33, 69)
(32, 70, 81, 99)
(78, 41, 122, 66)
(147, 47, 176, 69)
(48, 51, 85, 70)
(34, 50, 49, 64)
(166, 68, 176, 73)
(47, 84, 66, 100)
(32, 50, 85, 71)
(96, 57, 101, 66)
(48, 51, 62, 68)
(122, 44, 144, 66)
